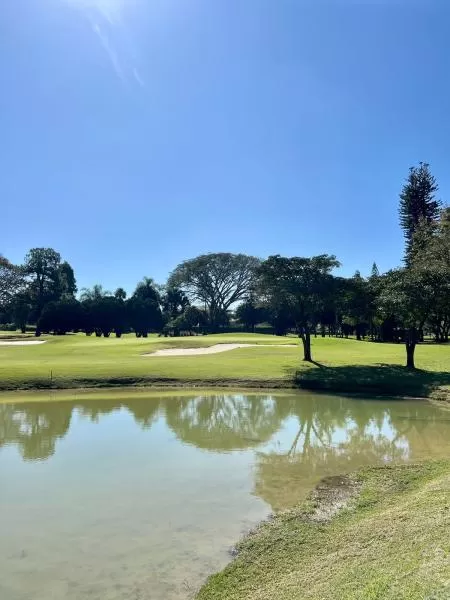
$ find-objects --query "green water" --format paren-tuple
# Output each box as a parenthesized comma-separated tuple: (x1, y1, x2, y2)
(1, 390, 449, 600)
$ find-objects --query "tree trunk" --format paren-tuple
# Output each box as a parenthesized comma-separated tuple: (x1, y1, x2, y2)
(299, 327, 312, 362)
(405, 328, 417, 369)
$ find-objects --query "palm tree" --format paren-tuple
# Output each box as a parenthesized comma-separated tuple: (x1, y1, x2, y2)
(79, 284, 111, 302)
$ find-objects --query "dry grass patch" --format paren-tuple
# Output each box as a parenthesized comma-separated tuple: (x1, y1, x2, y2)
(197, 461, 450, 600)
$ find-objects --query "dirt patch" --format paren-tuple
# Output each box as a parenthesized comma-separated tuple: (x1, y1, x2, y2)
(144, 344, 296, 357)
(228, 474, 361, 559)
(307, 475, 361, 523)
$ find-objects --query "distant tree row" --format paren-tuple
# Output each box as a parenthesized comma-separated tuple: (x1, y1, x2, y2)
(1, 163, 449, 369)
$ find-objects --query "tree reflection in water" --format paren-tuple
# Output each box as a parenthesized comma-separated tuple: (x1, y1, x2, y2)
(255, 396, 450, 510)
(164, 394, 290, 451)
(0, 397, 161, 461)
(0, 402, 72, 461)
(1, 393, 449, 510)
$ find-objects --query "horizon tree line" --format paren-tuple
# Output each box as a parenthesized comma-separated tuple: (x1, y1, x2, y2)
(1, 162, 449, 369)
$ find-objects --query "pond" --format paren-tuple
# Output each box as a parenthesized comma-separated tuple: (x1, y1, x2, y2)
(1, 389, 449, 600)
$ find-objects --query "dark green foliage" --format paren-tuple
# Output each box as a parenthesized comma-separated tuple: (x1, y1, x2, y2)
(166, 305, 207, 335)
(125, 278, 163, 337)
(23, 248, 62, 317)
(235, 298, 265, 332)
(258, 255, 340, 361)
(399, 163, 441, 262)
(161, 287, 189, 320)
(412, 209, 450, 343)
(57, 261, 77, 298)
(183, 305, 207, 329)
(0, 256, 24, 310)
(81, 296, 127, 337)
(11, 294, 32, 334)
(127, 297, 163, 337)
(22, 248, 77, 321)
(132, 277, 161, 304)
(266, 305, 294, 336)
(341, 272, 372, 340)
(114, 287, 127, 301)
(38, 299, 83, 334)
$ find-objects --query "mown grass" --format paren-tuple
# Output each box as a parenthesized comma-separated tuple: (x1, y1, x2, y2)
(196, 460, 450, 600)
(0, 333, 448, 398)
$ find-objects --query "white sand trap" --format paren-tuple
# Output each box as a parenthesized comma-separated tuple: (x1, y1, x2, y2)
(0, 340, 46, 346)
(145, 343, 296, 357)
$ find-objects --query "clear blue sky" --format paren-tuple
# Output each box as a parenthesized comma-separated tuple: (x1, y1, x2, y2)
(1, 0, 449, 293)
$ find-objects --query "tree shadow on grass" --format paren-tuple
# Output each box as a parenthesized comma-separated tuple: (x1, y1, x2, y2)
(287, 363, 450, 398)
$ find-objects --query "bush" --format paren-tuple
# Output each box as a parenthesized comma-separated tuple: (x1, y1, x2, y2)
(0, 323, 18, 331)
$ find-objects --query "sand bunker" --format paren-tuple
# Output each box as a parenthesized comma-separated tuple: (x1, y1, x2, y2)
(145, 343, 296, 357)
(0, 340, 46, 346)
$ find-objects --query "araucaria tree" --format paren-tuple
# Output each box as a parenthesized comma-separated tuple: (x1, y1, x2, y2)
(380, 208, 450, 368)
(399, 162, 441, 263)
(258, 255, 340, 362)
(168, 253, 260, 331)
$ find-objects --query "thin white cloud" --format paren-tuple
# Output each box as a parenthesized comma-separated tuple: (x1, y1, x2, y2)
(133, 67, 145, 87)
(63, 0, 144, 87)
(91, 21, 125, 81)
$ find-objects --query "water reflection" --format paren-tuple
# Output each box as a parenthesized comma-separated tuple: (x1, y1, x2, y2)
(255, 396, 450, 509)
(0, 397, 161, 461)
(77, 397, 161, 429)
(1, 392, 449, 600)
(1, 392, 449, 489)
(0, 402, 72, 461)
(165, 394, 289, 450)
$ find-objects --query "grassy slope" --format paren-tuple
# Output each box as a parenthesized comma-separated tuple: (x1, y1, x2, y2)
(197, 461, 450, 600)
(0, 333, 448, 397)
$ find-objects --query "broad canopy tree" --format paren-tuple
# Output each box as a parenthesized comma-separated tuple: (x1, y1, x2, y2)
(258, 255, 340, 362)
(23, 248, 62, 318)
(23, 248, 77, 321)
(379, 268, 430, 369)
(0, 256, 24, 310)
(168, 253, 260, 331)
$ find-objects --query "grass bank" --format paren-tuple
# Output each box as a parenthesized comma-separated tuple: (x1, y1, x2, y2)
(197, 460, 450, 600)
(0, 333, 448, 399)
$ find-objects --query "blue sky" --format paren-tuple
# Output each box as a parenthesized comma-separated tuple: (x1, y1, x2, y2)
(1, 0, 449, 294)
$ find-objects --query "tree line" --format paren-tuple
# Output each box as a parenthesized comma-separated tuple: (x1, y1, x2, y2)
(1, 163, 449, 368)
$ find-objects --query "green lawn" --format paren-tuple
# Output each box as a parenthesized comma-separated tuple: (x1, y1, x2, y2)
(196, 460, 450, 600)
(0, 332, 449, 397)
